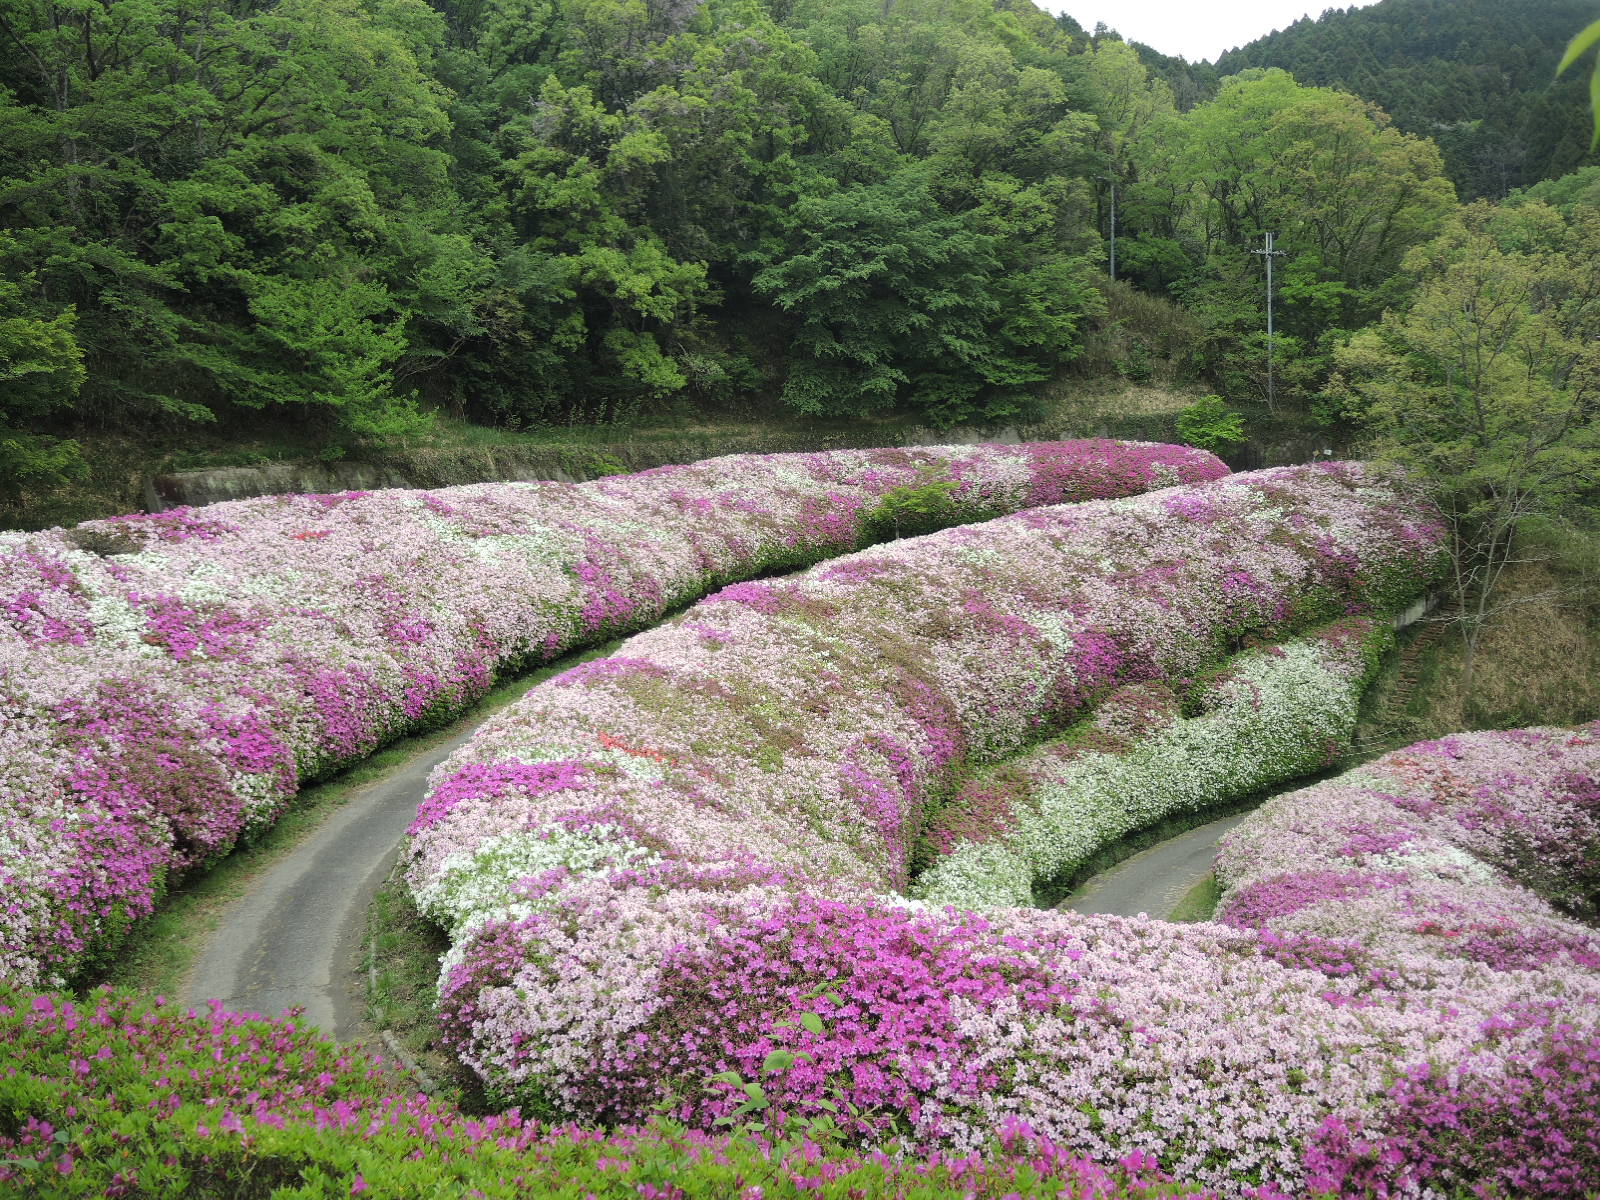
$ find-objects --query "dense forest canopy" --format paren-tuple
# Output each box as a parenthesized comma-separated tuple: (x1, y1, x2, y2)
(0, 0, 1111, 464)
(0, 0, 1595, 504)
(1121, 0, 1600, 200)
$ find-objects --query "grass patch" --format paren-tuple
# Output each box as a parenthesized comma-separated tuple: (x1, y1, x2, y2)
(1349, 522, 1600, 758)
(364, 874, 494, 1113)
(1169, 873, 1223, 923)
(91, 639, 622, 1001)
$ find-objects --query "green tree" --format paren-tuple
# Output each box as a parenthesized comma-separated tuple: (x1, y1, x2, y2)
(752, 164, 1100, 425)
(1213, 0, 1600, 198)
(0, 0, 468, 441)
(1136, 69, 1454, 404)
(1329, 201, 1600, 693)
(0, 244, 86, 499)
(1512, 165, 1600, 213)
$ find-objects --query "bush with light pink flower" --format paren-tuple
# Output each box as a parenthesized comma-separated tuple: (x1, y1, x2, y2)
(1216, 722, 1600, 1197)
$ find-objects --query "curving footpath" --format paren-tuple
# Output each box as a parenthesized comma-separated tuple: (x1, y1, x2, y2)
(181, 723, 477, 1039)
(1062, 811, 1245, 919)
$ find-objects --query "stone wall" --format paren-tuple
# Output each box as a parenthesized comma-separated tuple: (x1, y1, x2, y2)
(144, 417, 1343, 512)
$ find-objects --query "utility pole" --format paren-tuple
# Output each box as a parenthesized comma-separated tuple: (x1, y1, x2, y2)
(1251, 230, 1285, 413)
(1104, 175, 1117, 282)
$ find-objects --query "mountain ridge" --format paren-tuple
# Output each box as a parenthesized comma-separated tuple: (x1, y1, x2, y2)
(1073, 0, 1600, 196)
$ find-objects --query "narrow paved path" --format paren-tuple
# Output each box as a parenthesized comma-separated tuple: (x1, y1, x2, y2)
(181, 727, 476, 1039)
(1062, 812, 1248, 919)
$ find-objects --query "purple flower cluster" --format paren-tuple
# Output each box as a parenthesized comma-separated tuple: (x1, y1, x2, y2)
(0, 440, 1225, 986)
(405, 464, 1450, 1192)
(1216, 723, 1600, 1196)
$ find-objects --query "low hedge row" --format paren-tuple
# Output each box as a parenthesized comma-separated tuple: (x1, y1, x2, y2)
(402, 463, 1446, 1193)
(912, 618, 1391, 910)
(1215, 722, 1600, 1197)
(0, 986, 1216, 1198)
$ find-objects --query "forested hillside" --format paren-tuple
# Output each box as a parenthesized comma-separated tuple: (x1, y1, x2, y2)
(1, 0, 1596, 527)
(0, 0, 1113, 482)
(1210, 0, 1600, 198)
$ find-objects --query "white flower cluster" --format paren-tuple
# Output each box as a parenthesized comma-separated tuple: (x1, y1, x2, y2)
(416, 824, 660, 940)
(913, 624, 1383, 911)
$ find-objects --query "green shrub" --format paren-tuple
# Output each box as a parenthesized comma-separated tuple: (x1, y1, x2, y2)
(870, 477, 966, 538)
(1176, 394, 1246, 454)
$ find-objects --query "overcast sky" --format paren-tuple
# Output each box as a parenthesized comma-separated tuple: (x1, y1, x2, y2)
(1045, 1, 1383, 63)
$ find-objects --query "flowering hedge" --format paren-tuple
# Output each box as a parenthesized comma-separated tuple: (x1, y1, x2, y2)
(0, 440, 1223, 988)
(911, 618, 1391, 911)
(0, 984, 1219, 1198)
(1214, 723, 1600, 1197)
(404, 463, 1449, 1192)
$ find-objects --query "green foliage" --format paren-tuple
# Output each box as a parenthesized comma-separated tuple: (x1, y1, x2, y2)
(1557, 16, 1600, 149)
(1124, 69, 1454, 404)
(752, 164, 1100, 425)
(1074, 279, 1203, 381)
(0, 0, 1584, 458)
(1511, 164, 1600, 213)
(0, 263, 83, 415)
(0, 0, 1120, 441)
(0, 0, 466, 440)
(0, 244, 88, 498)
(1331, 201, 1600, 517)
(1211, 0, 1600, 200)
(0, 431, 85, 504)
(870, 475, 966, 538)
(1328, 200, 1600, 687)
(1176, 394, 1245, 454)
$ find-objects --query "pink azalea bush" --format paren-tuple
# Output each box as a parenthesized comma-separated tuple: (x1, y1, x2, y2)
(0, 984, 1222, 1198)
(404, 463, 1454, 1193)
(1215, 723, 1600, 1197)
(0, 440, 1222, 988)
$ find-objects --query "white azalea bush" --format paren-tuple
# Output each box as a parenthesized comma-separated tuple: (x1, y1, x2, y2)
(913, 619, 1389, 911)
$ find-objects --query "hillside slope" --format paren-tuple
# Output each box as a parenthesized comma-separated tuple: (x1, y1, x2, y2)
(1214, 0, 1600, 197)
(1109, 0, 1600, 198)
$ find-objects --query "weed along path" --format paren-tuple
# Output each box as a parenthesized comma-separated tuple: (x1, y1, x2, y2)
(1062, 811, 1248, 920)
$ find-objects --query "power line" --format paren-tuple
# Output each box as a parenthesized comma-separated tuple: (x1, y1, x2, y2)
(1104, 175, 1118, 283)
(1251, 231, 1285, 412)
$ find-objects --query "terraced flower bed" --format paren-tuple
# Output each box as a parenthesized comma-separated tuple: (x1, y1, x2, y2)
(5, 443, 1593, 1196)
(6, 727, 1593, 1194)
(402, 462, 1458, 1192)
(0, 440, 1222, 988)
